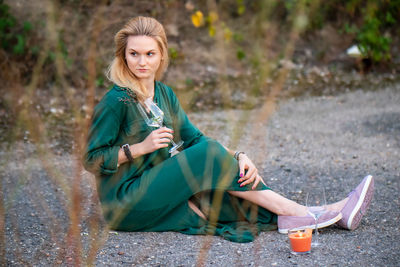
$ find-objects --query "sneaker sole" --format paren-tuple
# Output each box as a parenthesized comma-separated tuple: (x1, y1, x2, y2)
(278, 213, 342, 234)
(346, 175, 374, 230)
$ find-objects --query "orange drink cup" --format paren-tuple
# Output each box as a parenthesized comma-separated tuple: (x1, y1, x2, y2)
(288, 228, 312, 255)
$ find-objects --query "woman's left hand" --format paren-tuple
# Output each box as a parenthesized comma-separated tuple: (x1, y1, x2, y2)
(237, 154, 265, 189)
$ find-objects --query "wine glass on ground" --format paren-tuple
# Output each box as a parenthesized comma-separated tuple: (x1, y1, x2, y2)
(137, 98, 184, 154)
(306, 186, 327, 247)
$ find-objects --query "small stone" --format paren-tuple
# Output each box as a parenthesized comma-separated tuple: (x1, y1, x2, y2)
(117, 251, 124, 255)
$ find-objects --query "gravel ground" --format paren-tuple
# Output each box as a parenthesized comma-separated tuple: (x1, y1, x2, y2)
(2, 85, 400, 266)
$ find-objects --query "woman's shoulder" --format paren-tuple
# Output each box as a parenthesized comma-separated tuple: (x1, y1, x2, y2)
(100, 85, 135, 103)
(95, 85, 135, 112)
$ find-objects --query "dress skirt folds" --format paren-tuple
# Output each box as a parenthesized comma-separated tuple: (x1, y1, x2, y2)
(84, 82, 277, 243)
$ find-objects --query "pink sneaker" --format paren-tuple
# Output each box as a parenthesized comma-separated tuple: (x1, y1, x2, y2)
(336, 175, 374, 230)
(278, 210, 342, 234)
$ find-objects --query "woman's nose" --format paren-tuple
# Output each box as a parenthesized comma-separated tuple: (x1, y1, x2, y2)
(138, 55, 146, 65)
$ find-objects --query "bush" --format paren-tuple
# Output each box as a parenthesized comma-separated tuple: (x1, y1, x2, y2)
(0, 0, 32, 56)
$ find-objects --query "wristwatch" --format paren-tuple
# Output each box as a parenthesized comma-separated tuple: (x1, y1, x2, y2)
(122, 144, 134, 162)
(234, 151, 245, 160)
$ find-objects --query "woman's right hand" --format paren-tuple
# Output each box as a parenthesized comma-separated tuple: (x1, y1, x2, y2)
(140, 127, 174, 154)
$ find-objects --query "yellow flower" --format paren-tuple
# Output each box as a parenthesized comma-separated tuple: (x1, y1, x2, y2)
(191, 11, 204, 28)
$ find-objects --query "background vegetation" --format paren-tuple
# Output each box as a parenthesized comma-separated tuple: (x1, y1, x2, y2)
(1, 0, 399, 265)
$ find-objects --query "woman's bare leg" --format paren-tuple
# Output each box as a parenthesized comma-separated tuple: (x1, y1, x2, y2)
(228, 190, 308, 216)
(188, 200, 207, 220)
(228, 190, 348, 216)
(189, 190, 347, 219)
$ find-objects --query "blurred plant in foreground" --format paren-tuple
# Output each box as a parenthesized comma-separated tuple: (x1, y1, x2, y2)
(1, 0, 399, 265)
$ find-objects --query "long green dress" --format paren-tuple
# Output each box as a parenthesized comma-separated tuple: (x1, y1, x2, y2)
(84, 81, 277, 242)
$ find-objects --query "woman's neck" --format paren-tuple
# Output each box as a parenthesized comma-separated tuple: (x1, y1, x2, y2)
(142, 79, 155, 99)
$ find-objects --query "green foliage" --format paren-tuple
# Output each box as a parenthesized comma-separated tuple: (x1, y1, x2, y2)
(357, 16, 391, 62)
(95, 75, 104, 87)
(0, 1, 16, 50)
(185, 78, 194, 87)
(342, 23, 358, 34)
(236, 47, 246, 60)
(0, 0, 32, 56)
(355, 1, 398, 62)
(13, 34, 24, 54)
(307, 0, 399, 63)
(168, 47, 179, 60)
(236, 0, 246, 15)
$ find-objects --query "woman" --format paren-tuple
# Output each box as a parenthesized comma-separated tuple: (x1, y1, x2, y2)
(84, 16, 374, 242)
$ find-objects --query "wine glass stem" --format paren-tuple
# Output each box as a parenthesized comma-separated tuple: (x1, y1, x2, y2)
(314, 218, 319, 242)
(157, 124, 177, 146)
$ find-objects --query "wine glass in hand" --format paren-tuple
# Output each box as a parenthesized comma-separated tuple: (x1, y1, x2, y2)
(137, 98, 183, 154)
(306, 186, 327, 247)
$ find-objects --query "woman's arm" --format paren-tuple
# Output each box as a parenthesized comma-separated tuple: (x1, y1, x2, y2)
(117, 127, 173, 165)
(223, 145, 265, 189)
(84, 103, 122, 175)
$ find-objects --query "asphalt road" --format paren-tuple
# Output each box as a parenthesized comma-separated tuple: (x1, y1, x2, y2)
(2, 85, 399, 266)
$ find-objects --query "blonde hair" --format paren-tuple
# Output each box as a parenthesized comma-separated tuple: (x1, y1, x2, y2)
(107, 16, 169, 102)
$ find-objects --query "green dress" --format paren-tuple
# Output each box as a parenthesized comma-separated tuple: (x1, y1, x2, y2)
(84, 81, 277, 243)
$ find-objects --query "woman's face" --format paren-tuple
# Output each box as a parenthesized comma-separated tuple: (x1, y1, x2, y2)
(125, 35, 162, 82)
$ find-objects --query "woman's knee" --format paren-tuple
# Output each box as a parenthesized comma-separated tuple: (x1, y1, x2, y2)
(204, 139, 230, 162)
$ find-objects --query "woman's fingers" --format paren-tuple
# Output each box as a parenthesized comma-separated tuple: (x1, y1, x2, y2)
(156, 132, 173, 140)
(240, 171, 257, 187)
(251, 175, 263, 190)
(251, 178, 259, 190)
(141, 127, 176, 153)
(240, 174, 263, 189)
(155, 126, 174, 134)
(238, 166, 257, 183)
(235, 153, 264, 189)
(239, 163, 245, 179)
(244, 167, 257, 180)
(151, 128, 173, 140)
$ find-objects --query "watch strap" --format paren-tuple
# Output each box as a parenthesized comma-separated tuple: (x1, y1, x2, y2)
(234, 151, 245, 160)
(122, 144, 134, 162)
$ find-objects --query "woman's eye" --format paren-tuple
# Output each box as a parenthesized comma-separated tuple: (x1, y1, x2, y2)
(131, 52, 137, 56)
(147, 52, 154, 56)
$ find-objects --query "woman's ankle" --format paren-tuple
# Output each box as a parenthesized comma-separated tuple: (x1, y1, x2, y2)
(297, 206, 309, 216)
(325, 197, 348, 212)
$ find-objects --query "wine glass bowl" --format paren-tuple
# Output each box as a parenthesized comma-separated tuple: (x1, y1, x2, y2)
(137, 98, 184, 154)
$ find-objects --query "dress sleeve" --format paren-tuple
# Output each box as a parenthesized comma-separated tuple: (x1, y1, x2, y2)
(83, 102, 122, 176)
(168, 87, 210, 148)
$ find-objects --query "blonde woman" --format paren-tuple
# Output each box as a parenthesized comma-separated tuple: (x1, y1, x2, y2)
(84, 17, 374, 242)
